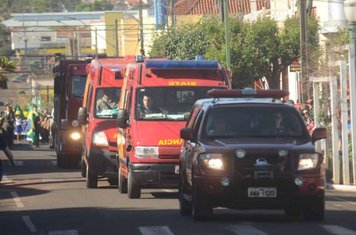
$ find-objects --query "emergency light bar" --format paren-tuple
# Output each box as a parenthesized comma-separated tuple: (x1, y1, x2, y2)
(208, 88, 289, 99)
(145, 60, 219, 69)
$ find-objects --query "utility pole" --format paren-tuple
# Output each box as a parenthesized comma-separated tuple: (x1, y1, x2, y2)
(223, 0, 231, 70)
(299, 0, 308, 103)
(139, 0, 145, 55)
(115, 19, 119, 56)
(95, 28, 98, 57)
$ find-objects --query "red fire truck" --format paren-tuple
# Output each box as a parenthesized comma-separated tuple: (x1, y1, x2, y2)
(116, 57, 231, 198)
(78, 56, 136, 188)
(53, 57, 88, 168)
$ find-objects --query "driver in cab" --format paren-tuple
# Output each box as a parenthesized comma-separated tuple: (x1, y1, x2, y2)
(137, 94, 161, 118)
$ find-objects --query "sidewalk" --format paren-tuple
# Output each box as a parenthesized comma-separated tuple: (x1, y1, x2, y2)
(327, 183, 356, 192)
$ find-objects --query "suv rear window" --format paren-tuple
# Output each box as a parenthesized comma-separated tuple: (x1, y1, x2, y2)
(203, 105, 306, 138)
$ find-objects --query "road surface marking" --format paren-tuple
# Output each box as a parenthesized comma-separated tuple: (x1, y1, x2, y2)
(139, 226, 174, 235)
(329, 196, 356, 206)
(321, 225, 356, 235)
(22, 216, 37, 233)
(228, 225, 269, 235)
(10, 191, 24, 208)
(48, 230, 78, 235)
(161, 189, 177, 193)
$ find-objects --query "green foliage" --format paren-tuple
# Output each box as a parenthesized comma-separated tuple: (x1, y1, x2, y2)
(150, 22, 209, 60)
(0, 23, 12, 56)
(74, 0, 113, 11)
(149, 16, 320, 89)
(0, 56, 16, 81)
(0, 0, 83, 18)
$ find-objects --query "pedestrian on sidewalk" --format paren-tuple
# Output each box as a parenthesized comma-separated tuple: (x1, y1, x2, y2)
(0, 116, 15, 166)
(32, 105, 41, 148)
(14, 111, 23, 143)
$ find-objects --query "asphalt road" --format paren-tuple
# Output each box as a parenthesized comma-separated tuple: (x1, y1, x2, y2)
(1, 143, 356, 235)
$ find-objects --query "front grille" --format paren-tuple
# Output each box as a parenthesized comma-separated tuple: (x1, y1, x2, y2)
(234, 153, 290, 180)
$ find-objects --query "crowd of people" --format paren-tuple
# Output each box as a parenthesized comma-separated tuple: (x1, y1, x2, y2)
(0, 104, 52, 181)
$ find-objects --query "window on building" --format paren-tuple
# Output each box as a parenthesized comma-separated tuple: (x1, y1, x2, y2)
(40, 36, 51, 41)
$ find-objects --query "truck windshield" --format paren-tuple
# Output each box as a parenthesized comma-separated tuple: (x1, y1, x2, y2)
(71, 75, 87, 98)
(135, 87, 224, 121)
(95, 88, 120, 119)
(204, 106, 307, 138)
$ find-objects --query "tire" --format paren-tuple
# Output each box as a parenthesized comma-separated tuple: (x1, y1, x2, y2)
(86, 163, 98, 188)
(81, 159, 87, 177)
(178, 169, 192, 216)
(127, 169, 141, 198)
(57, 153, 64, 168)
(303, 195, 325, 221)
(192, 180, 212, 221)
(118, 167, 128, 194)
(108, 177, 118, 186)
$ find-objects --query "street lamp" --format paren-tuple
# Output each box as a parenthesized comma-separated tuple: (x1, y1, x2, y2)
(344, 0, 356, 185)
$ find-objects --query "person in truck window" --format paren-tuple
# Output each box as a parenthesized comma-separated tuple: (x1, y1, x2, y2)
(208, 115, 229, 135)
(137, 94, 161, 118)
(267, 112, 291, 135)
(96, 93, 117, 112)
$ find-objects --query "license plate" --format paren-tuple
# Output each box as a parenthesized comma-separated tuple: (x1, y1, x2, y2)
(248, 187, 277, 198)
(174, 165, 180, 174)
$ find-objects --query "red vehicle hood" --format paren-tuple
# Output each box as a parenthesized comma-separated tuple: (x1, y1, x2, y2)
(93, 119, 118, 147)
(132, 121, 185, 152)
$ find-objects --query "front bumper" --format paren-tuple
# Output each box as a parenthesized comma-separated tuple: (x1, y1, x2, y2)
(194, 175, 325, 209)
(129, 163, 179, 189)
(88, 148, 117, 177)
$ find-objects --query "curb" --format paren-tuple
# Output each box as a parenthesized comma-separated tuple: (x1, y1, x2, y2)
(327, 183, 356, 192)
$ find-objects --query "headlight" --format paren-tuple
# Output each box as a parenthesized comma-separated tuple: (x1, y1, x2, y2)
(199, 153, 224, 170)
(135, 146, 159, 159)
(92, 131, 108, 147)
(70, 132, 81, 141)
(298, 153, 319, 170)
(72, 120, 79, 127)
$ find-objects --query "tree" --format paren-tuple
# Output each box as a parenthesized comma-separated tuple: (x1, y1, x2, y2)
(149, 16, 319, 89)
(0, 56, 16, 81)
(0, 23, 12, 56)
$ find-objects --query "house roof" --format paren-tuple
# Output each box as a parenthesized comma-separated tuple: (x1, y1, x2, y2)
(174, 0, 270, 15)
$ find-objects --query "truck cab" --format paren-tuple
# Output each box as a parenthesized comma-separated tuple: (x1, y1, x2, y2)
(78, 56, 135, 188)
(53, 59, 88, 168)
(116, 58, 231, 198)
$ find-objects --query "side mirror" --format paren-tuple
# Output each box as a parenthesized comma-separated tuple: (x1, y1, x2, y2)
(117, 109, 128, 128)
(312, 127, 327, 143)
(78, 107, 88, 125)
(180, 127, 194, 141)
(60, 119, 68, 129)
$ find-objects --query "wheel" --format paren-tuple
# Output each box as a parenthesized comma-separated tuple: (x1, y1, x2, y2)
(118, 167, 127, 194)
(127, 169, 141, 198)
(192, 180, 212, 221)
(57, 153, 64, 168)
(108, 177, 118, 185)
(81, 159, 87, 177)
(303, 195, 325, 221)
(86, 163, 98, 188)
(178, 168, 192, 216)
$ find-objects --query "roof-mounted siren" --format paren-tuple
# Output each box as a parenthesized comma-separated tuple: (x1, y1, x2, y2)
(195, 55, 205, 60)
(208, 88, 290, 99)
(136, 55, 145, 63)
(145, 60, 219, 69)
